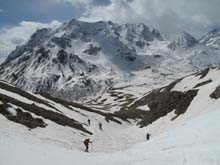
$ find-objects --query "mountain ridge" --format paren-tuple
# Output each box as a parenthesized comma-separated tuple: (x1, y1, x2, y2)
(0, 19, 220, 101)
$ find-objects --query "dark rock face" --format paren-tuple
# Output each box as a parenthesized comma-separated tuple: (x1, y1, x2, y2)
(195, 68, 210, 79)
(135, 41, 145, 48)
(29, 28, 50, 47)
(137, 89, 198, 127)
(125, 56, 136, 61)
(83, 44, 102, 55)
(0, 103, 47, 129)
(115, 41, 137, 62)
(57, 50, 68, 64)
(210, 85, 220, 99)
(35, 80, 53, 93)
(69, 54, 84, 63)
(0, 92, 92, 134)
(18, 55, 31, 64)
(51, 75, 61, 82)
(152, 29, 163, 41)
(36, 48, 50, 63)
(194, 79, 212, 88)
(153, 54, 163, 58)
(0, 81, 61, 112)
(51, 36, 71, 49)
(114, 78, 198, 127)
(12, 73, 19, 81)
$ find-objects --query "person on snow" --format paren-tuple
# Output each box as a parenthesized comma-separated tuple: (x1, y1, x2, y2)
(88, 119, 90, 126)
(146, 133, 151, 141)
(84, 138, 92, 152)
(98, 122, 102, 131)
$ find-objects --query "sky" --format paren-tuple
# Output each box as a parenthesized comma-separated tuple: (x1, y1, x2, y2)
(0, 0, 220, 61)
(0, 0, 110, 27)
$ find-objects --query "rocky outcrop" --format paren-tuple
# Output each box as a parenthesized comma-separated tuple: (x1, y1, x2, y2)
(0, 92, 92, 134)
(194, 79, 212, 88)
(51, 36, 71, 49)
(0, 103, 46, 129)
(136, 89, 198, 127)
(83, 44, 101, 55)
(195, 68, 210, 79)
(210, 85, 220, 99)
(114, 78, 198, 127)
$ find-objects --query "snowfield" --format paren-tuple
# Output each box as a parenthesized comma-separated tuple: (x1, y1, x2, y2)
(1, 68, 220, 164)
(0, 105, 220, 165)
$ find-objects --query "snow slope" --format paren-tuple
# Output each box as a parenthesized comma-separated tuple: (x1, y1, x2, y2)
(1, 99, 220, 165)
(0, 80, 149, 152)
(1, 63, 220, 165)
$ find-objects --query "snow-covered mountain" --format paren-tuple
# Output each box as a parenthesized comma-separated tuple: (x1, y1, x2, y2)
(200, 28, 220, 49)
(1, 67, 220, 164)
(168, 31, 198, 50)
(0, 19, 220, 101)
(0, 20, 164, 101)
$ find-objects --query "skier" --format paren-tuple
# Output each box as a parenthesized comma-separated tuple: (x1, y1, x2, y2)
(84, 138, 92, 152)
(88, 119, 90, 126)
(146, 133, 151, 141)
(98, 122, 102, 131)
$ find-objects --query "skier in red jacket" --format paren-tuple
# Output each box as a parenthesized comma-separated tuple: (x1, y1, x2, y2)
(84, 138, 92, 152)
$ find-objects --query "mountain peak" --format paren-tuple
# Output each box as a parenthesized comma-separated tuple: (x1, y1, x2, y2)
(200, 28, 220, 49)
(1, 19, 219, 102)
(1, 19, 163, 100)
(168, 31, 198, 50)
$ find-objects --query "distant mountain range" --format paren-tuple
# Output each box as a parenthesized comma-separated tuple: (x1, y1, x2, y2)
(0, 19, 220, 101)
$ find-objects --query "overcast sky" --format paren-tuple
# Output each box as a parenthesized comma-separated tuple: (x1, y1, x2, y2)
(0, 0, 220, 62)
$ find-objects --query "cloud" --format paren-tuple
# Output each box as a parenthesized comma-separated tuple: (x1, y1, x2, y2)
(49, 0, 110, 7)
(46, 0, 92, 8)
(0, 20, 61, 62)
(0, 9, 4, 13)
(58, 0, 91, 6)
(80, 0, 220, 36)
